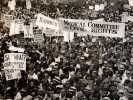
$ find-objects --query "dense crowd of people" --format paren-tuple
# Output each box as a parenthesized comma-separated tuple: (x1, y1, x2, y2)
(0, 0, 133, 100)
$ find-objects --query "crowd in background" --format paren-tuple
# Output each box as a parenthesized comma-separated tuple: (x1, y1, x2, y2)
(0, 0, 133, 100)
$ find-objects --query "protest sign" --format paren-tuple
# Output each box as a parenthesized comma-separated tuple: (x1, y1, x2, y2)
(99, 4, 104, 11)
(43, 28, 53, 36)
(122, 15, 133, 22)
(4, 53, 26, 70)
(60, 18, 125, 38)
(121, 12, 129, 23)
(10, 21, 22, 36)
(69, 31, 74, 42)
(9, 46, 25, 53)
(9, 21, 16, 36)
(15, 19, 25, 32)
(26, 0, 32, 9)
(43, 28, 61, 36)
(24, 23, 34, 38)
(63, 31, 69, 42)
(129, 0, 133, 6)
(17, 37, 25, 47)
(95, 5, 100, 11)
(9, 19, 25, 36)
(3, 14, 13, 28)
(130, 58, 133, 64)
(4, 69, 21, 81)
(126, 16, 133, 22)
(63, 31, 74, 42)
(8, 0, 16, 10)
(34, 28, 44, 43)
(36, 13, 59, 30)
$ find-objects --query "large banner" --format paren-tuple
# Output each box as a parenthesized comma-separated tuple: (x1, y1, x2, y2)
(4, 69, 21, 81)
(4, 14, 13, 28)
(60, 18, 125, 38)
(4, 53, 26, 70)
(88, 21, 125, 38)
(36, 13, 59, 31)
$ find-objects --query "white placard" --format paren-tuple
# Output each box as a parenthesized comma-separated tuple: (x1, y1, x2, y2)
(34, 29, 44, 43)
(5, 69, 21, 81)
(4, 53, 26, 70)
(3, 14, 13, 28)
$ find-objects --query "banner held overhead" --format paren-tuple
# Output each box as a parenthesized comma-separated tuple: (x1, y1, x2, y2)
(36, 13, 59, 31)
(59, 18, 125, 38)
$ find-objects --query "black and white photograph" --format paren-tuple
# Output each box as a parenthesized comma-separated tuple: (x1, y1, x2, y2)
(0, 0, 133, 100)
